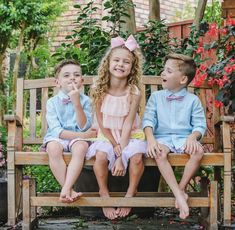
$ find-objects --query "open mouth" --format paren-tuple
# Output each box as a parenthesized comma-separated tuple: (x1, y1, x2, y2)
(162, 79, 167, 82)
(115, 68, 124, 73)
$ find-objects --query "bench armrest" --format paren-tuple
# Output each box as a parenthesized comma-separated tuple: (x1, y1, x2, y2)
(215, 115, 235, 126)
(4, 114, 23, 126)
(4, 114, 23, 149)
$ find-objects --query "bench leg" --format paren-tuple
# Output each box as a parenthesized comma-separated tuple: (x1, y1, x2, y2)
(209, 181, 218, 230)
(22, 178, 37, 230)
(7, 150, 23, 225)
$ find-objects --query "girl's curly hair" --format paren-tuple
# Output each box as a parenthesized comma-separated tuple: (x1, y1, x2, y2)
(90, 46, 143, 109)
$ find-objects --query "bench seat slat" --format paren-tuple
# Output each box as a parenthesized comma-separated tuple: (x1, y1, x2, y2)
(15, 152, 224, 166)
(37, 192, 205, 197)
(30, 196, 209, 207)
(22, 136, 215, 145)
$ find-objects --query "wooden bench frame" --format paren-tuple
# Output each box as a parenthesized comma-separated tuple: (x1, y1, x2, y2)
(5, 76, 232, 230)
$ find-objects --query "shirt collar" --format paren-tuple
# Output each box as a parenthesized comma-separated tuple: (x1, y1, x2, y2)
(58, 90, 70, 100)
(165, 88, 187, 97)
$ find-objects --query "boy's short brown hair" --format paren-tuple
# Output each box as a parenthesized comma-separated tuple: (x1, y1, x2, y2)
(165, 53, 196, 85)
(54, 59, 81, 78)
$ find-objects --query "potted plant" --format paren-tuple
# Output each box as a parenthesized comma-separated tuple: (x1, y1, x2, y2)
(0, 126, 7, 224)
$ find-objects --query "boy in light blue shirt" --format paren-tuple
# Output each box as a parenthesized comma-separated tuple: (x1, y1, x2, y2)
(43, 59, 96, 203)
(143, 53, 206, 220)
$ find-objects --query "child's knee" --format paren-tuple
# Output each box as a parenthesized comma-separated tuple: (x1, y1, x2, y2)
(130, 153, 143, 165)
(95, 151, 108, 162)
(47, 141, 63, 158)
(155, 151, 168, 162)
(191, 147, 204, 161)
(71, 141, 88, 154)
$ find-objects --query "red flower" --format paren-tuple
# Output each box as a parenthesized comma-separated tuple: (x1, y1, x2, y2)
(207, 78, 215, 86)
(199, 65, 207, 71)
(226, 45, 232, 52)
(219, 28, 228, 35)
(195, 47, 205, 54)
(222, 75, 228, 83)
(214, 100, 223, 108)
(199, 73, 208, 81)
(193, 78, 203, 87)
(226, 16, 235, 26)
(224, 66, 233, 74)
(206, 22, 218, 37)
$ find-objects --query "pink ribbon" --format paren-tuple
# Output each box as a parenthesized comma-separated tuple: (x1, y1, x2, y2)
(166, 95, 184, 101)
(61, 98, 71, 104)
(111, 35, 139, 51)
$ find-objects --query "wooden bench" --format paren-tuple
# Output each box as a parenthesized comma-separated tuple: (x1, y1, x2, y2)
(5, 76, 232, 230)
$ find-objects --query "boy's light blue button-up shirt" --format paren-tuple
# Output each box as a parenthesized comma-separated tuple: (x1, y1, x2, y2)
(43, 90, 92, 143)
(142, 88, 206, 150)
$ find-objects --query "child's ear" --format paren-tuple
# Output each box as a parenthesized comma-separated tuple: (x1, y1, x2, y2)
(180, 75, 188, 85)
(55, 78, 61, 87)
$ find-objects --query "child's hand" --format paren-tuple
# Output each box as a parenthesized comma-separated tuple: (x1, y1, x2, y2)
(68, 82, 81, 105)
(114, 144, 122, 157)
(184, 136, 200, 155)
(147, 139, 162, 158)
(85, 128, 97, 139)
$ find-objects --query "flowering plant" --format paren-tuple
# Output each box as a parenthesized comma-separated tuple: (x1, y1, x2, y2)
(0, 127, 7, 169)
(192, 17, 235, 114)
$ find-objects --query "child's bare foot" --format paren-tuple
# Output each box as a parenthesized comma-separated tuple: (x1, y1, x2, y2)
(175, 191, 188, 209)
(111, 158, 125, 176)
(60, 187, 73, 203)
(99, 192, 118, 219)
(60, 188, 82, 203)
(116, 192, 136, 218)
(175, 192, 189, 219)
(116, 207, 131, 217)
(103, 207, 118, 220)
(71, 190, 83, 201)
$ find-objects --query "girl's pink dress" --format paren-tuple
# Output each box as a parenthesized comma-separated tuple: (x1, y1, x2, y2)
(86, 91, 146, 170)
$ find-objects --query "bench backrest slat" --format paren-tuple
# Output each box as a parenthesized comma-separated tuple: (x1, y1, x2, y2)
(29, 89, 37, 138)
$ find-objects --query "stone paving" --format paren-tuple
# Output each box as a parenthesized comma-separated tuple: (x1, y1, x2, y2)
(1, 207, 235, 229)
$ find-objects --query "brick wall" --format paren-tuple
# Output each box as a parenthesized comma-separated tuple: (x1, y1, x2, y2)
(49, 0, 207, 51)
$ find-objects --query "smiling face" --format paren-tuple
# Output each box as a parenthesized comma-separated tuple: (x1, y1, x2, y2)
(161, 59, 188, 92)
(109, 47, 133, 80)
(56, 64, 83, 94)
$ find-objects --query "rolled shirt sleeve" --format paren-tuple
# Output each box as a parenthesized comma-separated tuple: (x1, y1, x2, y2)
(191, 97, 207, 137)
(142, 93, 158, 130)
(76, 96, 92, 131)
(46, 99, 64, 138)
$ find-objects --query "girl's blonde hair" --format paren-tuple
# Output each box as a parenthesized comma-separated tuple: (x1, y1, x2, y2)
(90, 46, 143, 108)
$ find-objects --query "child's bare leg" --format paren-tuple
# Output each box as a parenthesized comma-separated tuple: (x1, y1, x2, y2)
(179, 146, 204, 191)
(60, 141, 88, 202)
(47, 141, 66, 186)
(155, 145, 189, 219)
(175, 146, 204, 208)
(112, 157, 125, 176)
(94, 151, 118, 220)
(117, 153, 144, 217)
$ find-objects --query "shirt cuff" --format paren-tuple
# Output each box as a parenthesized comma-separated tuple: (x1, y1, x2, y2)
(192, 128, 205, 138)
(54, 128, 64, 138)
(76, 120, 91, 132)
(142, 121, 155, 130)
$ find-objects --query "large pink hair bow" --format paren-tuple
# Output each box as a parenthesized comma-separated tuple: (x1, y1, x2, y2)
(111, 35, 139, 51)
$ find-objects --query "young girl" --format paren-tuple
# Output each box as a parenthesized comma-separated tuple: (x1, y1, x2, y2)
(87, 35, 146, 220)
